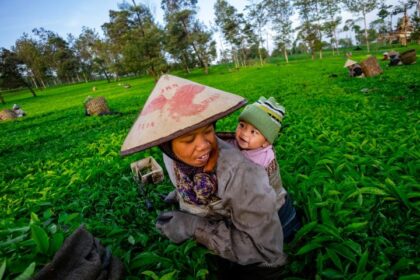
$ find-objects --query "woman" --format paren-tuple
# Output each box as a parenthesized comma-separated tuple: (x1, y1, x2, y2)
(344, 59, 364, 77)
(121, 75, 286, 278)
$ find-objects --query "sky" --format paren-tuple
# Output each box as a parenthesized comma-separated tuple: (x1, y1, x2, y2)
(0, 0, 408, 53)
(0, 0, 246, 50)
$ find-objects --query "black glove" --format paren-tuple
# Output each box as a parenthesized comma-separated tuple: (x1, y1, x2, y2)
(156, 211, 201, 244)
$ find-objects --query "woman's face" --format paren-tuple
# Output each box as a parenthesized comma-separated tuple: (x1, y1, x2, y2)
(171, 124, 217, 167)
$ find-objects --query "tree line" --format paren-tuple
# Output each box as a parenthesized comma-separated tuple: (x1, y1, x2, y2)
(1, 0, 419, 98)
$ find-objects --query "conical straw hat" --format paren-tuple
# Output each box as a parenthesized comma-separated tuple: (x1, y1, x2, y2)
(344, 59, 357, 68)
(121, 74, 247, 156)
(388, 50, 398, 56)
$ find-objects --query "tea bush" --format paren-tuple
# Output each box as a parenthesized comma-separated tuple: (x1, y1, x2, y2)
(1, 47, 419, 279)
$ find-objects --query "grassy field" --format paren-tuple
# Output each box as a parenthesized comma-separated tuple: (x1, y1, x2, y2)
(1, 47, 419, 279)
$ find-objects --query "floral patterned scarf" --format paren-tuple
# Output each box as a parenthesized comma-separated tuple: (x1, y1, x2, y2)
(173, 161, 218, 205)
(159, 142, 219, 206)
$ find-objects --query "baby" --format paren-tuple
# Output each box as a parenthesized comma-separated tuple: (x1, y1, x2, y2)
(231, 96, 286, 203)
(232, 96, 301, 242)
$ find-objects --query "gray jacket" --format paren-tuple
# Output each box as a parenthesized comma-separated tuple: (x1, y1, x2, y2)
(163, 138, 286, 267)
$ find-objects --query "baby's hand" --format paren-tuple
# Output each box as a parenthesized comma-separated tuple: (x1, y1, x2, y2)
(203, 149, 218, 172)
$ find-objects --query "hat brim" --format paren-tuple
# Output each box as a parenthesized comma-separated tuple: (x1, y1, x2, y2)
(344, 59, 357, 68)
(120, 100, 246, 156)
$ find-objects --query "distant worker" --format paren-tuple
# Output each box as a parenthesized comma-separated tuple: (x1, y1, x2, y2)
(344, 59, 364, 78)
(388, 51, 402, 66)
(12, 104, 26, 117)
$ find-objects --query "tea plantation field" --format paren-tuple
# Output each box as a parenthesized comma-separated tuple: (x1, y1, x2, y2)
(1, 48, 419, 279)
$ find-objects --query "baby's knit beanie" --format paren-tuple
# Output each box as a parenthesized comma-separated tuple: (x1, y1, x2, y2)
(239, 96, 285, 144)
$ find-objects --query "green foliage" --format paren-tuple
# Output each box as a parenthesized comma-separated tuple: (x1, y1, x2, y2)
(162, 1, 215, 74)
(102, 3, 167, 81)
(1, 48, 419, 279)
(0, 49, 28, 91)
(14, 263, 35, 280)
(0, 260, 6, 280)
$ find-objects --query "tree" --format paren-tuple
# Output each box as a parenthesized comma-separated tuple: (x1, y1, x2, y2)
(32, 28, 79, 84)
(190, 21, 217, 72)
(342, 0, 379, 53)
(265, 0, 293, 63)
(245, 1, 268, 65)
(410, 1, 420, 42)
(102, 1, 167, 81)
(240, 20, 260, 63)
(161, 0, 215, 74)
(294, 0, 323, 59)
(295, 22, 322, 59)
(101, 7, 131, 80)
(214, 0, 255, 67)
(91, 39, 114, 83)
(377, 2, 392, 32)
(13, 34, 48, 89)
(0, 48, 37, 103)
(13, 28, 81, 88)
(338, 38, 353, 48)
(214, 0, 243, 67)
(356, 28, 378, 46)
(163, 10, 196, 73)
(73, 27, 100, 82)
(343, 19, 355, 46)
(320, 0, 341, 55)
(370, 18, 387, 36)
(353, 24, 363, 45)
(162, 1, 197, 73)
(323, 17, 342, 54)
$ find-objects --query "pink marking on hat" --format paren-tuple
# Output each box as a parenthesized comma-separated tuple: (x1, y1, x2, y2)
(141, 95, 168, 116)
(140, 83, 220, 122)
(167, 84, 219, 121)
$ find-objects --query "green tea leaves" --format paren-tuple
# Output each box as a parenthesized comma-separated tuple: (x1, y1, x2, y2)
(14, 262, 35, 280)
(1, 51, 419, 278)
(0, 260, 6, 280)
(30, 224, 49, 254)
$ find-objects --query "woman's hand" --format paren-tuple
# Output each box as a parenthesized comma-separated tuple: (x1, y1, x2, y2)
(162, 190, 178, 204)
(203, 148, 218, 172)
(156, 211, 202, 243)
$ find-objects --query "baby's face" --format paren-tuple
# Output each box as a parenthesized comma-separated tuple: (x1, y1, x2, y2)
(235, 121, 269, 150)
